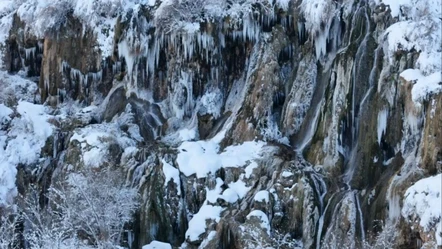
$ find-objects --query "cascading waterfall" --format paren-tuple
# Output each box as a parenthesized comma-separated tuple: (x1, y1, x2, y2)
(310, 171, 327, 249)
(343, 7, 372, 185)
(304, 3, 381, 248)
(355, 190, 366, 242)
(324, 5, 372, 247)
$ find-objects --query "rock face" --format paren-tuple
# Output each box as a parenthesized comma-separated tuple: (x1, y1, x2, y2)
(0, 0, 441, 249)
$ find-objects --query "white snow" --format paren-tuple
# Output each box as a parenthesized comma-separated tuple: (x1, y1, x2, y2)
(142, 241, 172, 249)
(200, 90, 223, 119)
(0, 104, 12, 127)
(275, 0, 290, 11)
(382, 0, 442, 104)
(281, 171, 293, 177)
(0, 2, 14, 69)
(300, 0, 337, 59)
(9, 0, 148, 57)
(0, 101, 53, 206)
(16, 102, 53, 143)
(246, 210, 271, 235)
(177, 134, 264, 178)
(186, 178, 224, 242)
(228, 177, 251, 199)
(220, 188, 239, 203)
(0, 71, 39, 103)
(0, 0, 15, 15)
(244, 161, 258, 179)
(186, 204, 223, 242)
(375, 0, 441, 20)
(254, 190, 270, 203)
(179, 128, 197, 141)
(198, 230, 217, 249)
(0, 69, 52, 206)
(374, 0, 412, 18)
(416, 51, 442, 76)
(205, 178, 224, 204)
(185, 170, 256, 242)
(70, 109, 140, 168)
(402, 174, 442, 245)
(385, 20, 441, 66)
(161, 159, 181, 195)
(400, 69, 442, 104)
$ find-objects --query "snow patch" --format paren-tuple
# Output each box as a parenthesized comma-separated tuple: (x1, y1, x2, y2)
(281, 171, 293, 177)
(185, 203, 223, 242)
(400, 69, 442, 104)
(0, 101, 53, 206)
(198, 230, 217, 249)
(383, 1, 441, 105)
(185, 178, 224, 242)
(0, 104, 12, 127)
(402, 174, 442, 245)
(375, 0, 441, 20)
(246, 210, 271, 235)
(228, 177, 251, 199)
(70, 109, 140, 168)
(179, 128, 197, 141)
(142, 241, 172, 249)
(245, 161, 259, 179)
(254, 190, 270, 203)
(177, 134, 264, 178)
(161, 159, 181, 195)
(220, 188, 239, 203)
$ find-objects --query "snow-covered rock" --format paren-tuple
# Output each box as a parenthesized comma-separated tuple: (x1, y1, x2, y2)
(402, 174, 442, 246)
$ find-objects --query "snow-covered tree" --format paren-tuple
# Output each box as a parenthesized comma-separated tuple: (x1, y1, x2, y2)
(0, 212, 20, 249)
(21, 168, 139, 249)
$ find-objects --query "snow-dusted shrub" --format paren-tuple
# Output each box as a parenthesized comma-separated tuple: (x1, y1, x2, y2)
(22, 190, 83, 249)
(321, 221, 396, 249)
(22, 168, 139, 248)
(0, 213, 20, 249)
(155, 0, 207, 34)
(155, 0, 276, 34)
(200, 89, 223, 119)
(257, 114, 289, 145)
(363, 221, 396, 249)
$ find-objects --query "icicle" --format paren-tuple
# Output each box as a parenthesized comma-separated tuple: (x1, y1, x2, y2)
(25, 47, 36, 61)
(288, 15, 293, 30)
(219, 32, 225, 48)
(84, 74, 89, 89)
(314, 30, 328, 60)
(281, 16, 287, 28)
(297, 22, 306, 43)
(118, 39, 136, 77)
(113, 61, 122, 74)
(57, 88, 60, 105)
(37, 41, 43, 52)
(44, 79, 49, 92)
(377, 109, 389, 145)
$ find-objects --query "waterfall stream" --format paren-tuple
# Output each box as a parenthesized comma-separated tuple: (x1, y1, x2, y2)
(298, 3, 381, 248)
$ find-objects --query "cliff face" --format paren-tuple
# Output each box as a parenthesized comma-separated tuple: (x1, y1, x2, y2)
(0, 0, 441, 248)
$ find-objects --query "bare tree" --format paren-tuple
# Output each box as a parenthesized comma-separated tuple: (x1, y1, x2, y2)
(0, 212, 20, 249)
(20, 168, 139, 248)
